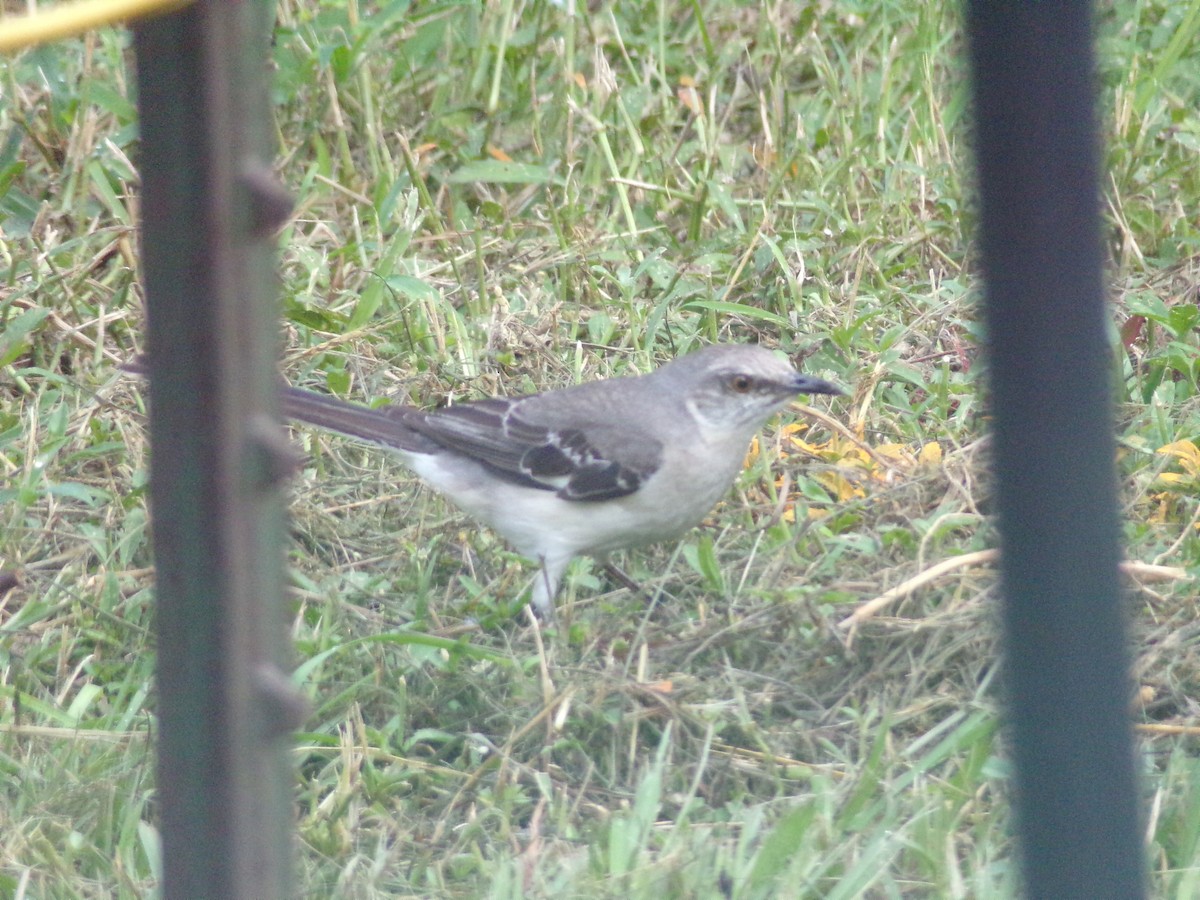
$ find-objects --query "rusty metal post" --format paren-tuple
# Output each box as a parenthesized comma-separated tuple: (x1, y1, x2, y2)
(132, 2, 299, 896)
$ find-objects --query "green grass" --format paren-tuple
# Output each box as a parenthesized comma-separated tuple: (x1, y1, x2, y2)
(4, 0, 1200, 895)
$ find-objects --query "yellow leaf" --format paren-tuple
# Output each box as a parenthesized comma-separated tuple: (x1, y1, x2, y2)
(815, 469, 865, 502)
(1149, 493, 1173, 524)
(873, 443, 915, 467)
(744, 435, 761, 467)
(788, 437, 821, 455)
(918, 442, 943, 466)
(1157, 440, 1200, 476)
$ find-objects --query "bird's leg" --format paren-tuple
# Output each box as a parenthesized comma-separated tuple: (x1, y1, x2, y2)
(530, 556, 567, 621)
(601, 561, 644, 596)
(600, 559, 672, 620)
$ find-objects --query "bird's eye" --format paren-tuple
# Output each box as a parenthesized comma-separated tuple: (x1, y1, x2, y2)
(730, 374, 754, 393)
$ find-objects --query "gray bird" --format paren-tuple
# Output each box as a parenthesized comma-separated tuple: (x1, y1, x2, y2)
(283, 344, 843, 617)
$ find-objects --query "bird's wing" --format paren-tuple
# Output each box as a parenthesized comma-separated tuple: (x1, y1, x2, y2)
(405, 398, 664, 501)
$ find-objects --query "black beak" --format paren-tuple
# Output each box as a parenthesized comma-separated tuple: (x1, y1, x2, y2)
(792, 374, 845, 397)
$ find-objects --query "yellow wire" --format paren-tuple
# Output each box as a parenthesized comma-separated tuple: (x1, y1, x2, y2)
(0, 0, 195, 53)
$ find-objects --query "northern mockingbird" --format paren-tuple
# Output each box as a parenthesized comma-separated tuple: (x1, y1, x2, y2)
(283, 344, 843, 617)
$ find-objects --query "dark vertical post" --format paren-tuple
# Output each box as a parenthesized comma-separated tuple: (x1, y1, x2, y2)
(964, 2, 1144, 897)
(133, 2, 299, 897)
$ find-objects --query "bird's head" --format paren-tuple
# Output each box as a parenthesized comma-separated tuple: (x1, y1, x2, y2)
(670, 344, 843, 433)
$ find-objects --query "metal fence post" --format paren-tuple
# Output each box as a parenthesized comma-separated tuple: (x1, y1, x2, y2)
(133, 1, 299, 896)
(965, 2, 1146, 897)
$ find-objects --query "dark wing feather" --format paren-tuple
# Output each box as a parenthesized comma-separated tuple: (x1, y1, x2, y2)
(406, 398, 662, 501)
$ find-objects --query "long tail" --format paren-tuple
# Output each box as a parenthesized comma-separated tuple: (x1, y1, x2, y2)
(124, 357, 437, 454)
(282, 386, 436, 454)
